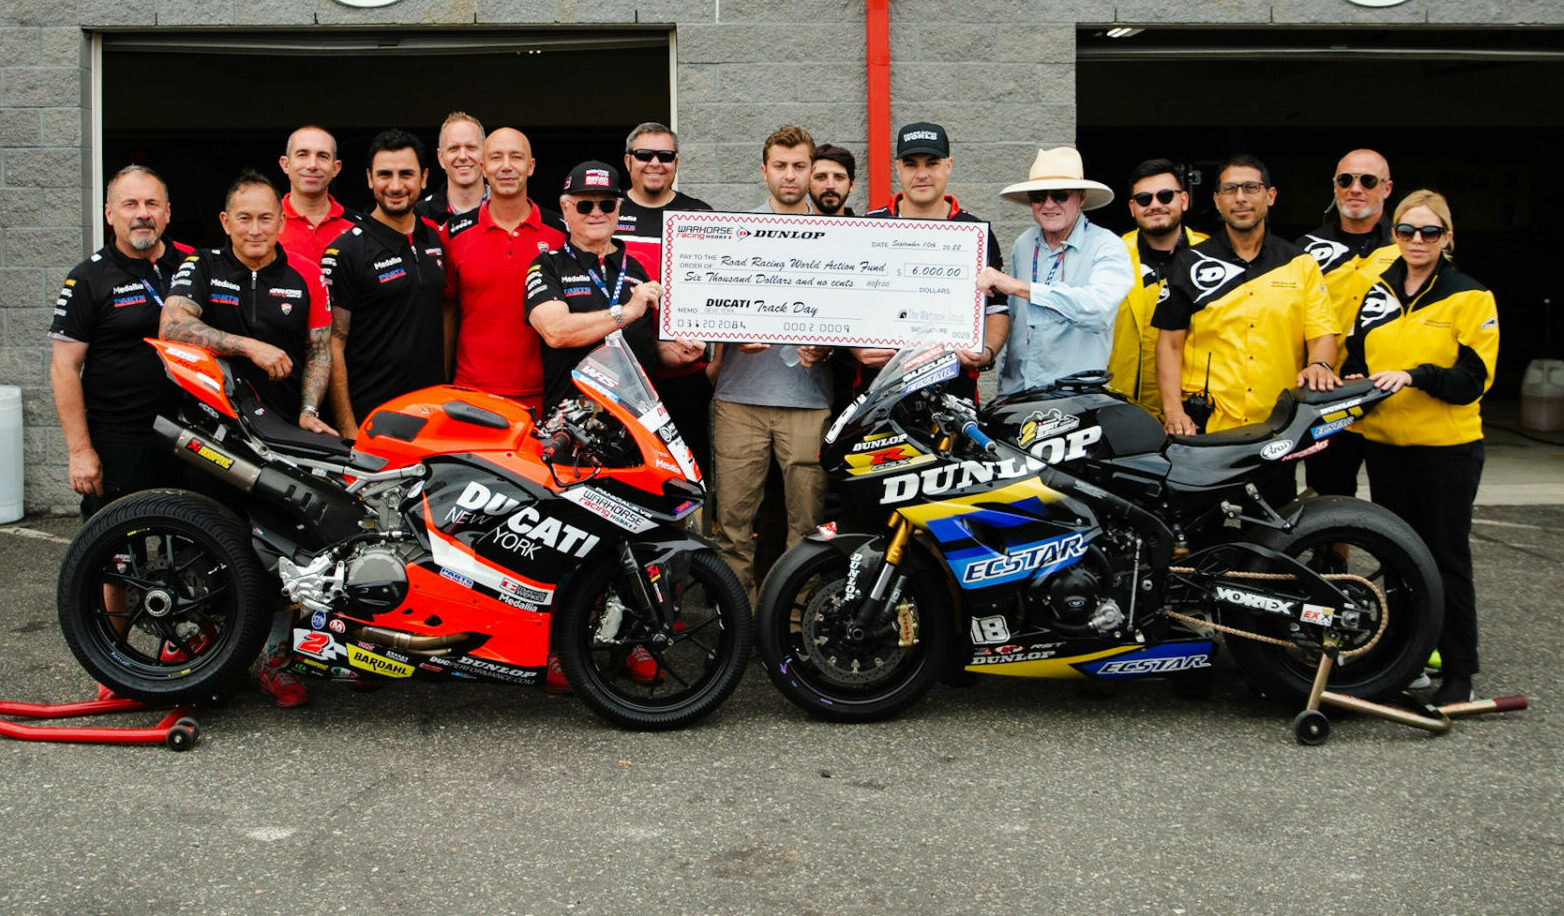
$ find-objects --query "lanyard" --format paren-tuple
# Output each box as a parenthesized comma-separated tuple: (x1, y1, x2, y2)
(1032, 236, 1067, 288)
(139, 279, 165, 308)
(566, 242, 627, 306)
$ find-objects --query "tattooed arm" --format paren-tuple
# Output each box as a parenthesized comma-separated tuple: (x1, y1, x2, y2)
(160, 295, 293, 381)
(327, 308, 355, 437)
(298, 325, 339, 435)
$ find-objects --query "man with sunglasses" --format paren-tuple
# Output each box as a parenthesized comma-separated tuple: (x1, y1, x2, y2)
(1107, 159, 1207, 418)
(1153, 155, 1337, 443)
(614, 122, 716, 480)
(1296, 150, 1398, 498)
(979, 146, 1132, 396)
(441, 127, 566, 416)
(860, 123, 1009, 402)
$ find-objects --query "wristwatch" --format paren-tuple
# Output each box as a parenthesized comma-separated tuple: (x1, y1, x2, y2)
(609, 304, 624, 327)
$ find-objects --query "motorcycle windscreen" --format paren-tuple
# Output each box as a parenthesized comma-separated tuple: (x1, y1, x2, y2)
(571, 331, 700, 482)
(825, 338, 961, 445)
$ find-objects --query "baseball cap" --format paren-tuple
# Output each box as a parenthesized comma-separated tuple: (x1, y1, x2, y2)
(895, 122, 950, 159)
(562, 160, 622, 195)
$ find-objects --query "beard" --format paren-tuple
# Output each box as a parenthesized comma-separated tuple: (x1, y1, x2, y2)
(378, 196, 415, 218)
(126, 220, 160, 251)
(812, 192, 844, 215)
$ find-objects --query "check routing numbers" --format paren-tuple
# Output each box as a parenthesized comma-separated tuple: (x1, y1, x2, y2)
(658, 211, 988, 350)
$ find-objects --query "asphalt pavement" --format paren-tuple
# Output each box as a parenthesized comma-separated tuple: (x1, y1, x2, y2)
(0, 496, 1560, 914)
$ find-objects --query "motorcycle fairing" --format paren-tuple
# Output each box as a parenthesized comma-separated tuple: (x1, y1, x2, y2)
(963, 637, 1213, 679)
(147, 338, 239, 419)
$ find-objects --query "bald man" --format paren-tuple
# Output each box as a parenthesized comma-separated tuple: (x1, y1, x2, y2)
(439, 127, 567, 413)
(278, 124, 359, 266)
(1296, 149, 1399, 498)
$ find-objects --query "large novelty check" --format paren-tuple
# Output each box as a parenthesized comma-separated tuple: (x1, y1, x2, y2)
(658, 211, 989, 349)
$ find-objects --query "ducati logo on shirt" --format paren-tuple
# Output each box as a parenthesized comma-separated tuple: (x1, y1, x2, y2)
(1190, 253, 1245, 302)
(280, 302, 293, 315)
(1302, 235, 1350, 269)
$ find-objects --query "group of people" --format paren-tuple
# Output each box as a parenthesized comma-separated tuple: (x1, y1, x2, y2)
(48, 113, 1497, 708)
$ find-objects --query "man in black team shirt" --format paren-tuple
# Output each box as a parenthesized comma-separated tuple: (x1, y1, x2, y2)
(415, 111, 487, 227)
(613, 121, 717, 478)
(526, 160, 705, 693)
(162, 169, 337, 435)
(323, 129, 446, 435)
(49, 165, 193, 518)
(859, 122, 1009, 401)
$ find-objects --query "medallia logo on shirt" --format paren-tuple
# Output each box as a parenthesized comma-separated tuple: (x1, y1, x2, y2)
(1302, 235, 1350, 268)
(1189, 253, 1245, 302)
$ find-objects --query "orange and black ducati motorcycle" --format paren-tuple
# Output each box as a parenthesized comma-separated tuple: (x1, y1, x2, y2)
(56, 332, 750, 730)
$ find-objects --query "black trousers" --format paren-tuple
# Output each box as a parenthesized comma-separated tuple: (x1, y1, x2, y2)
(1305, 429, 1365, 497)
(1363, 439, 1485, 678)
(80, 438, 181, 520)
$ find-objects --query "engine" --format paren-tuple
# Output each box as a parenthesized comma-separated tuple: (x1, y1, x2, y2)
(1027, 537, 1137, 636)
(279, 538, 424, 615)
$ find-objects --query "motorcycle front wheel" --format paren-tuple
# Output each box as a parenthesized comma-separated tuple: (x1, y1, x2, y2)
(57, 489, 273, 704)
(755, 539, 952, 723)
(1225, 496, 1443, 703)
(555, 549, 751, 730)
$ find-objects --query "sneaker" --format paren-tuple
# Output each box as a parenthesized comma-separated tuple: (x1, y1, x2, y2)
(258, 656, 309, 708)
(159, 629, 213, 663)
(1433, 675, 1474, 706)
(1407, 673, 1432, 690)
(544, 653, 572, 695)
(625, 645, 660, 685)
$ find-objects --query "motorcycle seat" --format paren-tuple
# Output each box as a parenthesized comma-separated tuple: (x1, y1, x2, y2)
(234, 382, 358, 461)
(1169, 390, 1298, 447)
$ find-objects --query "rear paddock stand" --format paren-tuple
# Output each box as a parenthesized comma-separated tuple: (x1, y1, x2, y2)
(1292, 640, 1528, 745)
(0, 684, 199, 751)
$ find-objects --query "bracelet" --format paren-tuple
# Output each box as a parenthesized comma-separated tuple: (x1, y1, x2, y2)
(302, 405, 320, 417)
(1310, 361, 1332, 371)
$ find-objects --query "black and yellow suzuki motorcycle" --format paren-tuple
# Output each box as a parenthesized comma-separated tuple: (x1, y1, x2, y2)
(754, 343, 1441, 722)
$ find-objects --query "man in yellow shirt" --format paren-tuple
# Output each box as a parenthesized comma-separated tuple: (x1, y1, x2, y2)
(1107, 159, 1206, 418)
(1296, 149, 1399, 497)
(1153, 155, 1338, 438)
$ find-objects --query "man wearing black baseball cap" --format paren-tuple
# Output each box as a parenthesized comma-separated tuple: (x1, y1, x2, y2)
(858, 121, 1010, 402)
(525, 159, 705, 693)
(526, 160, 704, 417)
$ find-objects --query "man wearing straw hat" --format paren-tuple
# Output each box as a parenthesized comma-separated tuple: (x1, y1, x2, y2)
(978, 147, 1133, 395)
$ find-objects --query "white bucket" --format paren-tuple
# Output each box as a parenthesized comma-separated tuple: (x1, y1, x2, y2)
(1520, 359, 1564, 433)
(0, 386, 22, 523)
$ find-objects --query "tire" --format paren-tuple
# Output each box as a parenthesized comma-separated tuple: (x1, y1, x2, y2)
(555, 549, 751, 730)
(755, 539, 952, 723)
(57, 489, 273, 705)
(1224, 496, 1443, 704)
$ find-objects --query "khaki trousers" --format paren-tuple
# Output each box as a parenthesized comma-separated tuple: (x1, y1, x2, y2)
(710, 399, 830, 595)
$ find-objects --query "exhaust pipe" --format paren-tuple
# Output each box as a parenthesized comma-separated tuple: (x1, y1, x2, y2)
(156, 415, 265, 490)
(352, 626, 472, 654)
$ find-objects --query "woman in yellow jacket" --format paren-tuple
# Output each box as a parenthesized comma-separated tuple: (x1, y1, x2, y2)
(1341, 190, 1499, 705)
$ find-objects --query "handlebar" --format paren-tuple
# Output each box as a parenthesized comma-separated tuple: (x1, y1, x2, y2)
(540, 429, 573, 464)
(961, 420, 998, 456)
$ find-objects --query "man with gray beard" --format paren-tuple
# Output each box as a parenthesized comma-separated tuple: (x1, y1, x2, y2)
(49, 165, 194, 518)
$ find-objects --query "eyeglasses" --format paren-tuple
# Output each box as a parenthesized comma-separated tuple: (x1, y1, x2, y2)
(1335, 172, 1385, 190)
(1028, 190, 1074, 204)
(1130, 189, 1178, 207)
(571, 198, 619, 215)
(630, 149, 677, 163)
(1392, 223, 1446, 242)
(1216, 181, 1266, 197)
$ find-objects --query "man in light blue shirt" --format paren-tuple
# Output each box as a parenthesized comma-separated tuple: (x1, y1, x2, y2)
(979, 147, 1133, 395)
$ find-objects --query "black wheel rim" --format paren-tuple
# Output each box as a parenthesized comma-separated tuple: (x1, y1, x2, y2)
(776, 556, 927, 702)
(77, 522, 240, 681)
(577, 567, 737, 711)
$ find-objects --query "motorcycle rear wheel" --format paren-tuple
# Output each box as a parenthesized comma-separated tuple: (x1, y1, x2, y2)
(1225, 496, 1442, 703)
(755, 540, 952, 722)
(555, 549, 751, 730)
(57, 489, 273, 705)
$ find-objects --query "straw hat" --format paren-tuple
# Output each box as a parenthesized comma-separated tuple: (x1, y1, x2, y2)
(999, 147, 1114, 210)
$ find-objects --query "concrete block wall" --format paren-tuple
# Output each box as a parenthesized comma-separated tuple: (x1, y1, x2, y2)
(0, 0, 1549, 513)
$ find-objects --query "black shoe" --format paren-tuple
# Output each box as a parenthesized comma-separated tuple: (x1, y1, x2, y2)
(1433, 675, 1474, 706)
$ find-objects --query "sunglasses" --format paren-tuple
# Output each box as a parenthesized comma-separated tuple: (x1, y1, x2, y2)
(630, 149, 677, 163)
(571, 198, 619, 215)
(1335, 172, 1385, 190)
(1130, 189, 1179, 207)
(1392, 223, 1446, 242)
(1028, 190, 1075, 204)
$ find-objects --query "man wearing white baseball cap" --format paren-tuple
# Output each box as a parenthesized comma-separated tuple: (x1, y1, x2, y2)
(978, 147, 1133, 395)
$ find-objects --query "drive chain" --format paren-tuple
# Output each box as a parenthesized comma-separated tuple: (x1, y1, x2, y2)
(1164, 568, 1390, 660)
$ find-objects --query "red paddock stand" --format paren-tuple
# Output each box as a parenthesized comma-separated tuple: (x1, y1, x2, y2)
(0, 684, 200, 751)
(1292, 638, 1529, 746)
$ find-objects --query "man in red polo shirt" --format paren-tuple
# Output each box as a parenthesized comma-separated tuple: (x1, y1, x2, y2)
(441, 126, 567, 414)
(278, 124, 359, 266)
